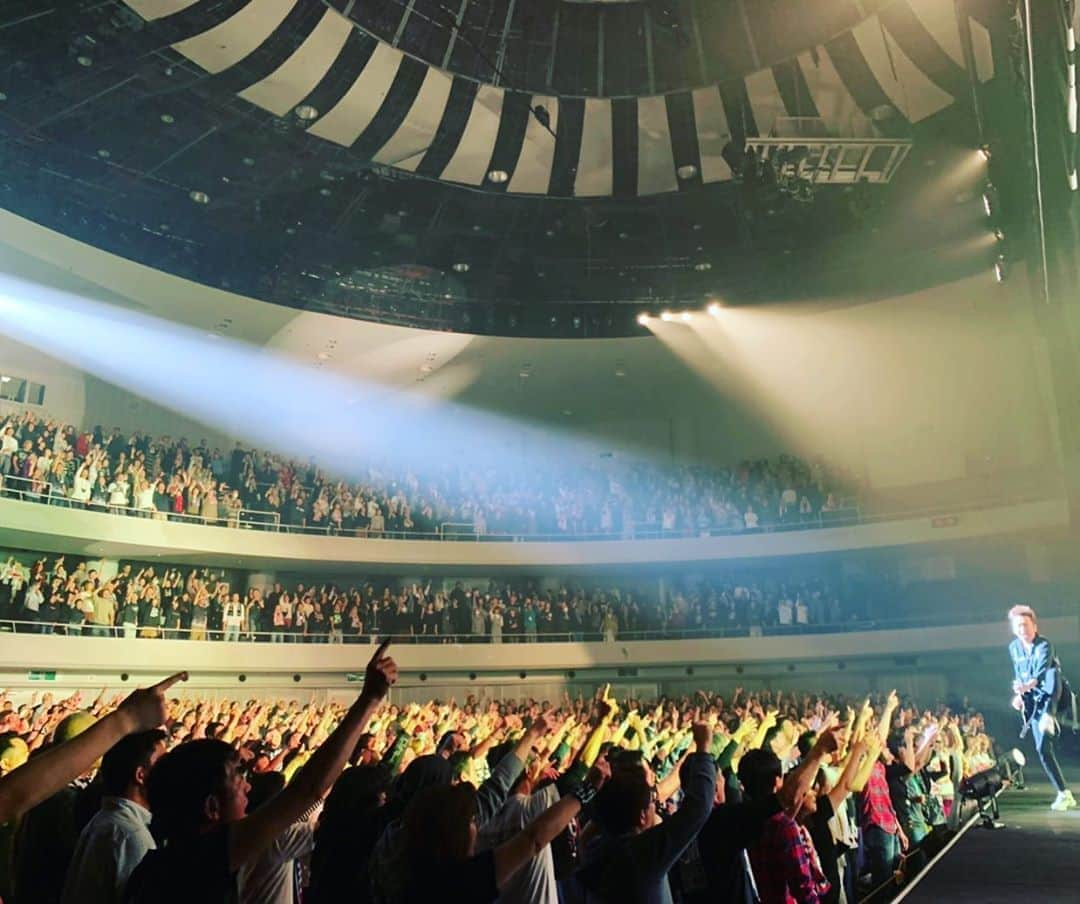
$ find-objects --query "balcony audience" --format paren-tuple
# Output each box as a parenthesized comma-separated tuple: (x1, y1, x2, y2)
(1, 556, 866, 642)
(0, 411, 853, 540)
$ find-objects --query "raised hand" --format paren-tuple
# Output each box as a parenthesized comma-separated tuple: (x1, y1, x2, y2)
(362, 640, 397, 700)
(692, 721, 713, 752)
(585, 754, 612, 790)
(117, 672, 187, 732)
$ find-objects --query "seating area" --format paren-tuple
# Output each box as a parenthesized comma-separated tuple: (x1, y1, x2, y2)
(0, 409, 856, 541)
(3, 554, 1063, 645)
(0, 674, 998, 904)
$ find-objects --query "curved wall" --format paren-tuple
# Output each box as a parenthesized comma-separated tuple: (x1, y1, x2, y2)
(0, 208, 1062, 490)
(0, 496, 1067, 572)
(2, 618, 1075, 709)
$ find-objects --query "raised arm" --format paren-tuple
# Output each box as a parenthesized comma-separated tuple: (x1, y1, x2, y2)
(0, 672, 186, 823)
(493, 758, 611, 889)
(228, 641, 396, 870)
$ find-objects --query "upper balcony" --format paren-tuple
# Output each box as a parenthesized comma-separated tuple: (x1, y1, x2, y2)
(0, 488, 1066, 572)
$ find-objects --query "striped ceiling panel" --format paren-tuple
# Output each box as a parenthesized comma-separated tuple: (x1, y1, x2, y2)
(123, 0, 997, 199)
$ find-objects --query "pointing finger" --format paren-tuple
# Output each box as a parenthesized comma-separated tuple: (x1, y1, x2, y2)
(153, 671, 188, 692)
(370, 638, 392, 662)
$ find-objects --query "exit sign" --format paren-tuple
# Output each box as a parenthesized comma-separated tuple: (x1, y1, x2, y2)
(28, 670, 57, 681)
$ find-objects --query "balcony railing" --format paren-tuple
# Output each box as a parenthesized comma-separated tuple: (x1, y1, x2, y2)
(1, 605, 1064, 645)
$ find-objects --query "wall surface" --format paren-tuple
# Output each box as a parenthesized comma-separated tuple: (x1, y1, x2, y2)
(0, 210, 1062, 497)
(0, 496, 1067, 572)
(2, 617, 1074, 704)
(0, 334, 86, 426)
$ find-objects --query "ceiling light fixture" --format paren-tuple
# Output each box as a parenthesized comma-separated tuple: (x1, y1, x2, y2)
(677, 164, 698, 180)
(160, 114, 174, 124)
(189, 190, 210, 204)
(452, 262, 470, 273)
(294, 104, 319, 121)
(242, 157, 255, 167)
(694, 262, 712, 271)
(487, 169, 509, 183)
(76, 55, 93, 67)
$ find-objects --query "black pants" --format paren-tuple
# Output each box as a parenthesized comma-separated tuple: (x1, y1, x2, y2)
(1028, 714, 1067, 794)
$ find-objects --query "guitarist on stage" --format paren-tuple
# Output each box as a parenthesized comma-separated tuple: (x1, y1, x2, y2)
(1008, 605, 1076, 811)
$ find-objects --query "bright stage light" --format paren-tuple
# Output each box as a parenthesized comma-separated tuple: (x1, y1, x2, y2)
(660, 311, 673, 322)
(637, 313, 649, 325)
(978, 144, 991, 162)
(707, 303, 722, 317)
(680, 311, 692, 322)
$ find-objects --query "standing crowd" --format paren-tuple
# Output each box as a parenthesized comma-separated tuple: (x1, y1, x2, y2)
(0, 410, 853, 540)
(1, 555, 867, 643)
(0, 654, 1000, 903)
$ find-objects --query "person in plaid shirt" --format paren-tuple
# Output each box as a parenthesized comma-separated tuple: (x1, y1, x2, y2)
(739, 749, 825, 904)
(858, 756, 908, 891)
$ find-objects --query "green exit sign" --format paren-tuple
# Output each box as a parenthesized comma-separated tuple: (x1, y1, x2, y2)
(28, 670, 57, 681)
(345, 673, 363, 683)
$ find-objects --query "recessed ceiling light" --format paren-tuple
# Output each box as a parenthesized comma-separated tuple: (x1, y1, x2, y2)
(76, 55, 93, 67)
(452, 262, 470, 273)
(242, 157, 255, 167)
(0, 376, 10, 383)
(677, 164, 698, 180)
(487, 169, 509, 183)
(294, 104, 319, 121)
(319, 187, 332, 196)
(618, 232, 629, 240)
(472, 224, 482, 232)
(285, 226, 296, 235)
(189, 190, 210, 204)
(694, 262, 712, 271)
(160, 113, 174, 124)
(97, 149, 110, 158)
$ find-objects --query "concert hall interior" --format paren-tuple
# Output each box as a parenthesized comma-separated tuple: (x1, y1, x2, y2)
(0, 1, 1078, 903)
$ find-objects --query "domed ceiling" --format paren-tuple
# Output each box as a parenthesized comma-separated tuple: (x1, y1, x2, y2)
(0, 0, 1010, 335)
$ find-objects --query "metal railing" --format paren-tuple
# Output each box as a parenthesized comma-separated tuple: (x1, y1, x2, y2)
(0, 470, 1060, 544)
(0, 606, 1062, 645)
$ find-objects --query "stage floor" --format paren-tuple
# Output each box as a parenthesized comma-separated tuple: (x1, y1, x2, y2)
(903, 763, 1080, 903)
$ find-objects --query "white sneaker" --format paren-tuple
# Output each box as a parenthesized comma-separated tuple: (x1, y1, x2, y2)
(1050, 790, 1077, 811)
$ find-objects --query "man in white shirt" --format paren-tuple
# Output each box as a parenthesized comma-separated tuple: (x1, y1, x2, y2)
(777, 598, 794, 626)
(238, 772, 319, 904)
(62, 729, 166, 904)
(475, 771, 561, 904)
